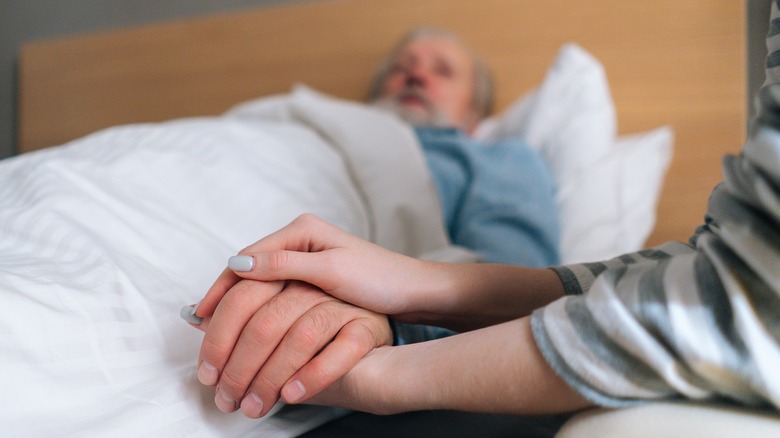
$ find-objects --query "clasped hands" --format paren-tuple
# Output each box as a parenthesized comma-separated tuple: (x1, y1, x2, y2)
(182, 214, 425, 418)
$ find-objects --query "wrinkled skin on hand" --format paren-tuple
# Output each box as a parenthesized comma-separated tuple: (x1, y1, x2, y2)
(187, 278, 392, 418)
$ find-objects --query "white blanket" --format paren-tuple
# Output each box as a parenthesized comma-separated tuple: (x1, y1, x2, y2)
(0, 87, 464, 436)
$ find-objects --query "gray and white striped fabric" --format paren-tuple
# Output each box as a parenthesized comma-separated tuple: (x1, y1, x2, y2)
(531, 1, 780, 409)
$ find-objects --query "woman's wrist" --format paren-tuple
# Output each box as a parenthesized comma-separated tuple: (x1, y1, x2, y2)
(397, 263, 565, 331)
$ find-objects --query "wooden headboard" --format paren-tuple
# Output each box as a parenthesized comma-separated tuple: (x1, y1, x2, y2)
(18, 0, 746, 247)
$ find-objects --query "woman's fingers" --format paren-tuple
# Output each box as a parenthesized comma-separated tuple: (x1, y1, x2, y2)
(228, 249, 341, 290)
(195, 213, 429, 322)
(196, 214, 354, 319)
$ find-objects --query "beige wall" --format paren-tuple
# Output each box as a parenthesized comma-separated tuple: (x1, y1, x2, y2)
(0, 0, 769, 159)
(0, 0, 310, 159)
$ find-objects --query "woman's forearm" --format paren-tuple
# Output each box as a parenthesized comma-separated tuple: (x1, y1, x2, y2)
(315, 316, 590, 415)
(220, 215, 565, 331)
(399, 263, 566, 331)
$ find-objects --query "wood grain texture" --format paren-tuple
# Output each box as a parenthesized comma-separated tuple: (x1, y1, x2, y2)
(18, 0, 746, 246)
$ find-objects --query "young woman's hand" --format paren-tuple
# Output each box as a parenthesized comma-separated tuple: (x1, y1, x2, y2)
(197, 214, 566, 333)
(198, 214, 445, 319)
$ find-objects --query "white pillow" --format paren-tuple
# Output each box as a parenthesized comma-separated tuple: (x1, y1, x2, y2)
(613, 127, 673, 254)
(475, 44, 673, 263)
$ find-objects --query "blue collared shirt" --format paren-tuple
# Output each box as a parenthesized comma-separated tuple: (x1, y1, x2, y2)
(416, 126, 560, 267)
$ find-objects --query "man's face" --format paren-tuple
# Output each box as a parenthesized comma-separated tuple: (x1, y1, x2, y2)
(376, 37, 478, 132)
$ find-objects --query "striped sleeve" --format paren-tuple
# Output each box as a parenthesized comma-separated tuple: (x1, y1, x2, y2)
(390, 320, 456, 346)
(764, 0, 780, 87)
(550, 241, 695, 296)
(530, 1, 780, 409)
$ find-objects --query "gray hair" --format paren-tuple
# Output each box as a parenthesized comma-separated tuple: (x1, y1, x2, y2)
(367, 27, 495, 120)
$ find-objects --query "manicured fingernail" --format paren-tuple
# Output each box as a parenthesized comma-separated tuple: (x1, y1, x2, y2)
(215, 388, 237, 413)
(197, 361, 218, 386)
(228, 255, 254, 272)
(240, 392, 264, 418)
(179, 300, 203, 325)
(282, 380, 306, 403)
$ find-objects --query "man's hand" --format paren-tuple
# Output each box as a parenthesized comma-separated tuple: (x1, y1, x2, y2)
(184, 279, 392, 418)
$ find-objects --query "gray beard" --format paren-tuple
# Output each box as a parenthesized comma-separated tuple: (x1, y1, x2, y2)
(371, 96, 453, 128)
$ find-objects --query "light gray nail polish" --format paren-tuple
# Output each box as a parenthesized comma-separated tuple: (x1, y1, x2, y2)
(179, 301, 203, 325)
(228, 255, 254, 272)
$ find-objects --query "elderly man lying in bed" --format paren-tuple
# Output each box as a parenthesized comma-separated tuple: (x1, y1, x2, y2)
(369, 27, 560, 268)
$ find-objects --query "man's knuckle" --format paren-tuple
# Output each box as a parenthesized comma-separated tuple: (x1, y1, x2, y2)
(249, 314, 281, 343)
(219, 368, 250, 394)
(289, 324, 321, 352)
(201, 335, 232, 360)
(315, 305, 342, 331)
(295, 213, 314, 223)
(296, 213, 320, 227)
(342, 333, 368, 358)
(267, 289, 305, 320)
(224, 280, 257, 303)
(352, 322, 382, 351)
(253, 370, 283, 394)
(311, 361, 334, 383)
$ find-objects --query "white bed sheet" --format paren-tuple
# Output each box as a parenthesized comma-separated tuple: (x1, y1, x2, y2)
(0, 88, 460, 436)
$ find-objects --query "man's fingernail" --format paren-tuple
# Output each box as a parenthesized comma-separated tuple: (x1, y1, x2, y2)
(215, 388, 238, 413)
(179, 300, 203, 325)
(228, 255, 254, 272)
(197, 361, 219, 386)
(282, 380, 306, 403)
(240, 392, 264, 418)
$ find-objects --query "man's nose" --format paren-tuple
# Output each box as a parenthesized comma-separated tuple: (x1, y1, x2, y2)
(404, 66, 428, 88)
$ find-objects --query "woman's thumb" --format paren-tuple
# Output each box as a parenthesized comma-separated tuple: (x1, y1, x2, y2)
(227, 251, 330, 287)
